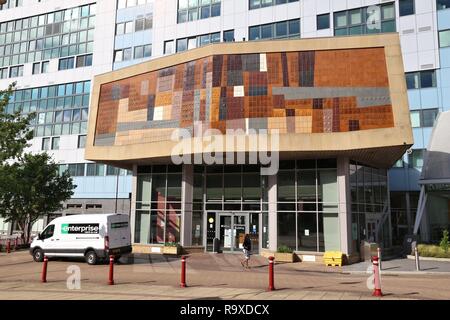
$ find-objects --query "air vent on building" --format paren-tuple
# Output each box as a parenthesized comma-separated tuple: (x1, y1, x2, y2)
(418, 26, 432, 32)
(421, 64, 434, 69)
(402, 29, 415, 35)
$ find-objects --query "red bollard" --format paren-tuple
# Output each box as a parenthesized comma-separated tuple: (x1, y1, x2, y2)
(268, 256, 275, 291)
(372, 256, 383, 297)
(108, 255, 115, 285)
(180, 255, 187, 288)
(41, 256, 48, 283)
(6, 239, 11, 254)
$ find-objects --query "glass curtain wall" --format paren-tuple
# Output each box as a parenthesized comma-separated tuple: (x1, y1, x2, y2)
(277, 159, 340, 252)
(135, 165, 182, 244)
(349, 161, 389, 251)
(193, 164, 269, 248)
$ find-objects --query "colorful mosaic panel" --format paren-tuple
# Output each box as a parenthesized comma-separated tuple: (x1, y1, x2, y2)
(95, 48, 394, 146)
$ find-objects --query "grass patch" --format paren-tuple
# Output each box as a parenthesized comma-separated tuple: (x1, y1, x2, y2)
(418, 244, 450, 258)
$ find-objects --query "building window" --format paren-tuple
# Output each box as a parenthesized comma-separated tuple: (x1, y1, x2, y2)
(41, 61, 49, 73)
(76, 54, 93, 68)
(0, 0, 24, 11)
(175, 32, 220, 53)
(86, 163, 105, 176)
(410, 109, 439, 128)
(334, 3, 396, 36)
(51, 136, 60, 150)
(317, 13, 330, 30)
(399, 0, 415, 16)
(223, 29, 234, 42)
(405, 70, 437, 89)
(9, 65, 23, 78)
(116, 21, 133, 35)
(164, 40, 174, 55)
(249, 0, 299, 10)
(114, 48, 132, 62)
(135, 14, 153, 32)
(86, 204, 102, 209)
(117, 0, 151, 9)
(177, 0, 221, 23)
(78, 135, 86, 148)
(439, 30, 450, 48)
(66, 204, 82, 209)
(437, 0, 450, 10)
(0, 68, 7, 79)
(0, 3, 95, 70)
(9, 80, 90, 138)
(249, 19, 300, 41)
(32, 62, 40, 75)
(68, 163, 86, 176)
(41, 137, 50, 151)
(408, 149, 425, 168)
(134, 44, 152, 59)
(58, 57, 75, 70)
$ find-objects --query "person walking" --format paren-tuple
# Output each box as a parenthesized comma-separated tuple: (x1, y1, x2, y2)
(240, 234, 252, 269)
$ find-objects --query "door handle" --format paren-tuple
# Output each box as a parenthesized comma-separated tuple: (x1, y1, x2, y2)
(50, 239, 54, 241)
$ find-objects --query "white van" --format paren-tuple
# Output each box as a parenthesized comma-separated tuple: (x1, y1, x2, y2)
(30, 214, 132, 265)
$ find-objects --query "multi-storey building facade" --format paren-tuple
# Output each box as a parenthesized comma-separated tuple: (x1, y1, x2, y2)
(1, 0, 448, 246)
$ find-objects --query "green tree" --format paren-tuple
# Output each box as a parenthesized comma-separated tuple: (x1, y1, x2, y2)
(0, 82, 35, 163)
(0, 153, 74, 243)
(1, 83, 74, 243)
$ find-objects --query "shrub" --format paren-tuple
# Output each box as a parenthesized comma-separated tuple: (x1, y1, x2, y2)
(277, 245, 293, 253)
(417, 244, 450, 258)
(440, 230, 449, 253)
(164, 242, 179, 247)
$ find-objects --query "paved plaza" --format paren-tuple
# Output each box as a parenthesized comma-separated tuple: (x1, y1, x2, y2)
(1, 251, 450, 300)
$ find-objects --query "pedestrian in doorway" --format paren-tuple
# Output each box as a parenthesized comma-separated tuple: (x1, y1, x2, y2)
(241, 234, 252, 269)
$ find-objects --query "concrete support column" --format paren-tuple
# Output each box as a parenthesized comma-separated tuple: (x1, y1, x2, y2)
(268, 174, 277, 252)
(129, 164, 138, 244)
(181, 164, 193, 247)
(405, 192, 412, 234)
(337, 157, 352, 256)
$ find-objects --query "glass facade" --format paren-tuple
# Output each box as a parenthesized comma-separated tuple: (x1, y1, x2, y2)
(134, 161, 348, 253)
(135, 165, 182, 244)
(334, 3, 396, 36)
(0, 3, 96, 75)
(249, 0, 299, 10)
(349, 161, 389, 250)
(277, 159, 339, 252)
(177, 0, 221, 24)
(406, 70, 437, 89)
(176, 32, 220, 52)
(249, 19, 300, 41)
(5, 81, 91, 138)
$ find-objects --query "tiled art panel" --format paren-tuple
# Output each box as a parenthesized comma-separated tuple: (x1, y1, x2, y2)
(95, 48, 394, 146)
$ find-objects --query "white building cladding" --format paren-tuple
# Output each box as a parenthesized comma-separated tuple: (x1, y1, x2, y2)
(1, 0, 449, 245)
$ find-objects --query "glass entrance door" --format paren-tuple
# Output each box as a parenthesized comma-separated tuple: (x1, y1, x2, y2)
(217, 213, 248, 252)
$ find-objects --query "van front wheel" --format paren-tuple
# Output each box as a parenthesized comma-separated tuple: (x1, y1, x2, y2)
(33, 248, 44, 262)
(85, 251, 98, 265)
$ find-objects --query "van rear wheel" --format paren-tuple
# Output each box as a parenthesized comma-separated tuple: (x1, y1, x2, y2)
(85, 250, 98, 265)
(33, 248, 44, 262)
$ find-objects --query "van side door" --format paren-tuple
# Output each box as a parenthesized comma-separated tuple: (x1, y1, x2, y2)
(39, 224, 56, 251)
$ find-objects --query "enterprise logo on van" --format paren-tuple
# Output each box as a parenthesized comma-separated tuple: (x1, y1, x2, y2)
(61, 224, 99, 234)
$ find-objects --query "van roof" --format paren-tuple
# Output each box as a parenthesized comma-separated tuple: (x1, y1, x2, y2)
(49, 213, 127, 223)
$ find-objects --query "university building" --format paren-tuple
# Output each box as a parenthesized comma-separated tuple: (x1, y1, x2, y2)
(0, 0, 448, 254)
(85, 34, 413, 261)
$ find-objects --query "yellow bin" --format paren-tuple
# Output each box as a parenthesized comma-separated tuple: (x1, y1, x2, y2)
(323, 251, 344, 267)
